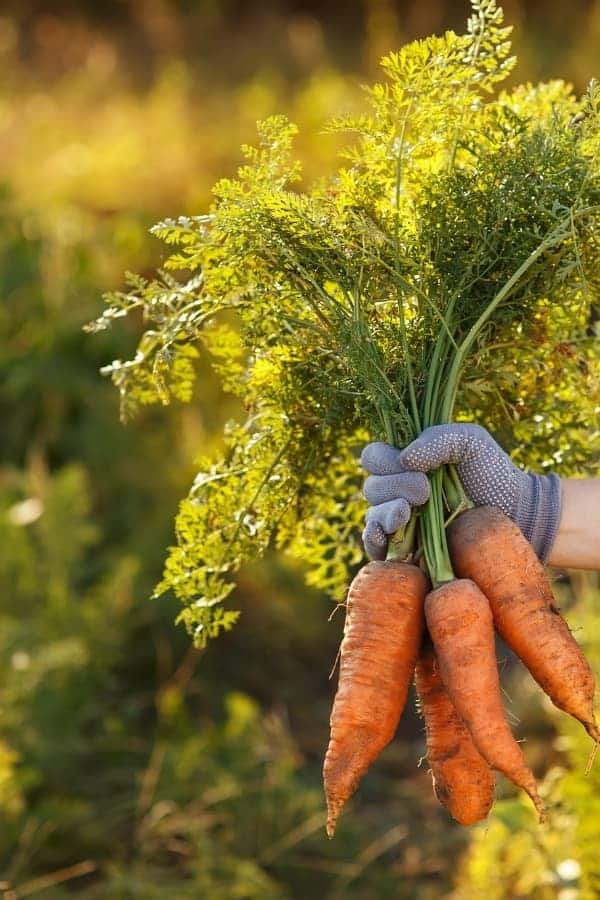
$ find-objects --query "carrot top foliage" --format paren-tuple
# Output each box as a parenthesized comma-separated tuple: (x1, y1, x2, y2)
(88, 0, 600, 644)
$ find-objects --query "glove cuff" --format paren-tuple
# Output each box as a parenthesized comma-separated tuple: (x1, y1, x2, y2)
(515, 473, 562, 562)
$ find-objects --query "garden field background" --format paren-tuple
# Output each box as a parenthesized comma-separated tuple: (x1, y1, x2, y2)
(1, 1, 599, 896)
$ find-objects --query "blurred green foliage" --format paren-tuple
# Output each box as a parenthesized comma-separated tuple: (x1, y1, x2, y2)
(0, 1, 599, 897)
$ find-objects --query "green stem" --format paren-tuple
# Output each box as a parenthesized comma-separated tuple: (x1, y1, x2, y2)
(423, 289, 460, 426)
(444, 496, 471, 528)
(423, 338, 442, 427)
(422, 470, 454, 585)
(420, 219, 575, 585)
(381, 405, 396, 447)
(420, 297, 458, 584)
(442, 469, 461, 513)
(425, 336, 451, 427)
(387, 513, 418, 562)
(393, 104, 420, 437)
(447, 464, 470, 511)
(385, 104, 423, 564)
(440, 221, 571, 422)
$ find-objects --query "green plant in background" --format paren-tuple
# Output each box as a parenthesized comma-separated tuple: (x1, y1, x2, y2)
(93, 0, 600, 645)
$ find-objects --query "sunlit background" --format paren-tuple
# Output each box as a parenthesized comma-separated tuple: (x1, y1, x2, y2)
(1, 1, 599, 897)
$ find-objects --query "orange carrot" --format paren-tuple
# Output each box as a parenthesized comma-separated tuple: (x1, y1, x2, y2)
(415, 635, 495, 825)
(425, 578, 544, 820)
(448, 506, 599, 743)
(323, 561, 428, 837)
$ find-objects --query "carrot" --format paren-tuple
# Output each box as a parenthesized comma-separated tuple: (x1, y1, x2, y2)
(448, 506, 600, 743)
(415, 635, 495, 825)
(323, 561, 428, 838)
(425, 578, 545, 820)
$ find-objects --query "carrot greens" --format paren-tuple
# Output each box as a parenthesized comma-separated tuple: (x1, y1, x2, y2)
(88, 1, 600, 641)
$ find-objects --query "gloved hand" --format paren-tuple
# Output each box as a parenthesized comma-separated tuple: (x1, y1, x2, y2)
(361, 423, 562, 563)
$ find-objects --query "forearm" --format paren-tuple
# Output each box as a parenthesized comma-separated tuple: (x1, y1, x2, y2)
(547, 479, 600, 570)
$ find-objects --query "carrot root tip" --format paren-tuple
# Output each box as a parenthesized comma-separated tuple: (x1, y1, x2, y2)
(325, 798, 344, 839)
(532, 794, 546, 824)
(585, 740, 599, 776)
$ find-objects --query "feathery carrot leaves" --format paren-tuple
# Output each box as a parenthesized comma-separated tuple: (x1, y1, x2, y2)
(90, 1, 600, 637)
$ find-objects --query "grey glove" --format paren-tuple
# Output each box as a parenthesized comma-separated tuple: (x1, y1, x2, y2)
(361, 423, 562, 563)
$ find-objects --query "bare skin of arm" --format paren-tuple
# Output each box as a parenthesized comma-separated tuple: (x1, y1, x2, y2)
(547, 479, 600, 570)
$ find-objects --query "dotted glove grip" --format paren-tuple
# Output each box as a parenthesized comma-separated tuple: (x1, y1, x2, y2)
(361, 424, 562, 562)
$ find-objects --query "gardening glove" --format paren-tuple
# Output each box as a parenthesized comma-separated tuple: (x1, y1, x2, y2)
(361, 423, 562, 563)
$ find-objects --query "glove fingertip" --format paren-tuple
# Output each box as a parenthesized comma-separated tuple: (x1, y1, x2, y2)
(359, 442, 385, 467)
(360, 442, 404, 475)
(362, 521, 388, 561)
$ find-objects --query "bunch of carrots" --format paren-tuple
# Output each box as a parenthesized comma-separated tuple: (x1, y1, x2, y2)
(324, 506, 599, 836)
(92, 0, 600, 838)
(320, 2, 600, 838)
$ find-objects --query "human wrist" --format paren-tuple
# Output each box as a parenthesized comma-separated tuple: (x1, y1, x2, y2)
(546, 478, 600, 570)
(514, 473, 562, 562)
